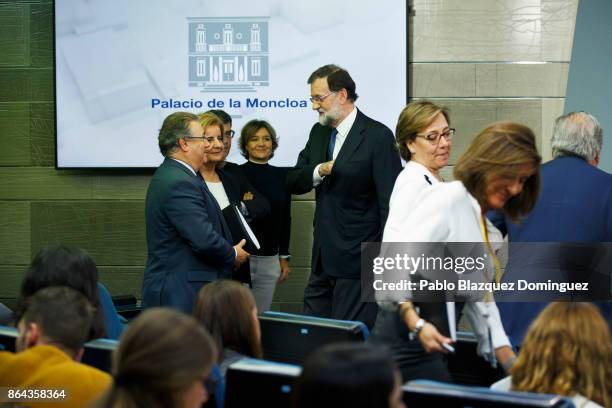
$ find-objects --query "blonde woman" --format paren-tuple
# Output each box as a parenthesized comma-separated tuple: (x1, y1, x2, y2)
(492, 302, 611, 408)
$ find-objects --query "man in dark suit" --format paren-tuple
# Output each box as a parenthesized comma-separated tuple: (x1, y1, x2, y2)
(142, 112, 249, 313)
(491, 111, 612, 347)
(287, 65, 402, 328)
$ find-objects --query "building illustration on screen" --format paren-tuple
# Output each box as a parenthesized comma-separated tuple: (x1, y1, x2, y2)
(188, 17, 269, 92)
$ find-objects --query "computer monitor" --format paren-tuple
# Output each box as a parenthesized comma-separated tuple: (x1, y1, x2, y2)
(259, 311, 369, 364)
(225, 358, 301, 408)
(0, 325, 17, 352)
(81, 338, 118, 373)
(403, 380, 575, 408)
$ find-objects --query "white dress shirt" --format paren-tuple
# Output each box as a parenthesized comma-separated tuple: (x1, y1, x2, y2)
(312, 106, 358, 186)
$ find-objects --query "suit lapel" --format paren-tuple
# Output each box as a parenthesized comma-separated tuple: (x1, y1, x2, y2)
(333, 110, 366, 170)
(316, 125, 334, 162)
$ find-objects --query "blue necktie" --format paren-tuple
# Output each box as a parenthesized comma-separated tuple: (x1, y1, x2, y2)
(327, 128, 338, 161)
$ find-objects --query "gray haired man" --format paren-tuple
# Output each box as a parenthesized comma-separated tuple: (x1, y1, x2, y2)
(493, 111, 612, 347)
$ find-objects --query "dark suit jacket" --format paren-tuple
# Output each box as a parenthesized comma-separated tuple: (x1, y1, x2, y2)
(217, 166, 271, 285)
(218, 165, 271, 224)
(287, 109, 402, 279)
(142, 158, 235, 313)
(490, 156, 612, 346)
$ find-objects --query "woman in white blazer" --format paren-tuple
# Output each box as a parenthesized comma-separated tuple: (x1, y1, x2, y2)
(372, 120, 541, 383)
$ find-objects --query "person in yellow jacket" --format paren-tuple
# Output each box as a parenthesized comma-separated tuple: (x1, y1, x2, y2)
(0, 286, 111, 407)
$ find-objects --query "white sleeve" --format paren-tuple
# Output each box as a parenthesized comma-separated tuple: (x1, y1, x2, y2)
(312, 164, 324, 187)
(463, 301, 511, 360)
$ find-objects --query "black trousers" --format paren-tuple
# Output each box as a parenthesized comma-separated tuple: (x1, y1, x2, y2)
(369, 308, 452, 383)
(303, 267, 378, 330)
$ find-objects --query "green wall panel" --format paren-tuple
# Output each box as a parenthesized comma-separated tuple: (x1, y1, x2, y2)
(0, 68, 53, 102)
(30, 102, 53, 166)
(270, 302, 303, 314)
(0, 3, 29, 67)
(92, 174, 152, 200)
(272, 266, 309, 303)
(0, 103, 31, 165)
(30, 3, 52, 68)
(0, 168, 92, 199)
(98, 266, 143, 298)
(31, 201, 146, 266)
(0, 201, 30, 264)
(289, 200, 314, 268)
(0, 266, 25, 299)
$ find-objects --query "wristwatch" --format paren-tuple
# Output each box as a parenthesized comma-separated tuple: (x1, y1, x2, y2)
(409, 318, 426, 340)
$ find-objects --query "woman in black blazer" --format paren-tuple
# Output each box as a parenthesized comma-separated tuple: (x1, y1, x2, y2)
(197, 113, 270, 285)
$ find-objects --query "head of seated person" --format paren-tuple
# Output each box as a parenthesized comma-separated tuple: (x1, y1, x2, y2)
(292, 343, 405, 408)
(98, 308, 217, 408)
(18, 244, 106, 339)
(1, 286, 112, 407)
(15, 286, 94, 360)
(510, 302, 611, 407)
(194, 279, 262, 372)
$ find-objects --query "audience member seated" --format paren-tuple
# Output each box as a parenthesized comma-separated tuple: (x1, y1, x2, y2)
(18, 244, 124, 339)
(491, 302, 611, 407)
(194, 279, 262, 377)
(0, 286, 112, 407)
(291, 343, 406, 408)
(96, 308, 217, 408)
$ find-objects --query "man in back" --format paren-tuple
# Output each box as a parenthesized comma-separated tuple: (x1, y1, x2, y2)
(143, 112, 248, 313)
(0, 286, 111, 407)
(287, 64, 402, 328)
(492, 111, 612, 346)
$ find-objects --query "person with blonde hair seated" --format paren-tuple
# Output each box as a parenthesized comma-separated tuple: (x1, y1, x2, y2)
(194, 279, 262, 376)
(491, 302, 611, 408)
(97, 308, 217, 408)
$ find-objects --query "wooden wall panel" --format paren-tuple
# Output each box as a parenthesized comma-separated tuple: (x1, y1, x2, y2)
(31, 201, 146, 266)
(0, 201, 30, 265)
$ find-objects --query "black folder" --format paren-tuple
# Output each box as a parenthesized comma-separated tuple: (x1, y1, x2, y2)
(222, 204, 261, 253)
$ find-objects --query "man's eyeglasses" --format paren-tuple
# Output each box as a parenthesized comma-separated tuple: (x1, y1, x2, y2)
(224, 130, 236, 139)
(309, 91, 336, 104)
(416, 128, 455, 145)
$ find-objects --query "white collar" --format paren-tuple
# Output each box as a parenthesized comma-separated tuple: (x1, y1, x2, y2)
(334, 106, 357, 138)
(170, 158, 197, 176)
(407, 161, 442, 184)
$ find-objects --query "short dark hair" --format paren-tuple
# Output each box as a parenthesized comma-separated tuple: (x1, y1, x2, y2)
(239, 119, 279, 160)
(19, 245, 106, 339)
(307, 64, 359, 102)
(158, 112, 199, 157)
(292, 343, 397, 408)
(206, 109, 232, 125)
(17, 286, 94, 355)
